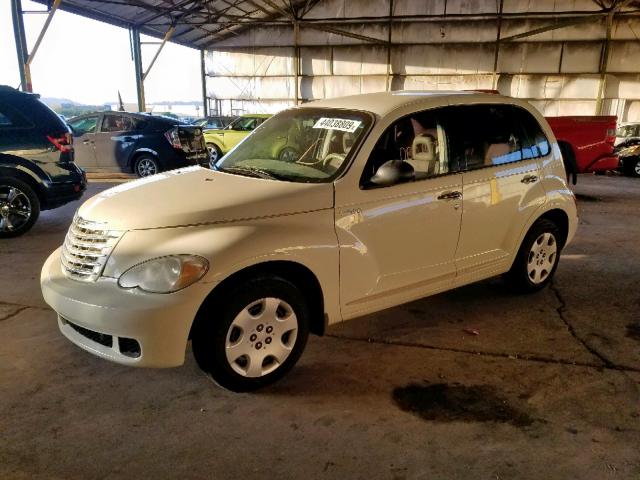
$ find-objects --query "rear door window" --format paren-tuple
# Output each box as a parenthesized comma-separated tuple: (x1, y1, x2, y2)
(102, 115, 136, 133)
(441, 104, 532, 171)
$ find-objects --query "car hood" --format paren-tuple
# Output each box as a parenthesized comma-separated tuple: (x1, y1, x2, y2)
(78, 166, 334, 230)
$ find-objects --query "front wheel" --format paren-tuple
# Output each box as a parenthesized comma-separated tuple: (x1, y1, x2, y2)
(207, 143, 222, 168)
(0, 177, 40, 238)
(192, 276, 310, 392)
(503, 218, 561, 293)
(622, 157, 640, 177)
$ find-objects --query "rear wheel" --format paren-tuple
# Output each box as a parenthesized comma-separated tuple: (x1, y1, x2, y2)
(0, 177, 40, 238)
(503, 218, 561, 293)
(192, 276, 310, 392)
(135, 155, 160, 177)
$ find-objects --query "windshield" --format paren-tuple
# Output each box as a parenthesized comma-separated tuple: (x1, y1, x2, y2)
(215, 108, 372, 183)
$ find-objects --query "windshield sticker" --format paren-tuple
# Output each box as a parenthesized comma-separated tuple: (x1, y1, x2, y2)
(313, 118, 362, 133)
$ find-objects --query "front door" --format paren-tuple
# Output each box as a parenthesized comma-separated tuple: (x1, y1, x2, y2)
(68, 115, 99, 170)
(335, 107, 463, 320)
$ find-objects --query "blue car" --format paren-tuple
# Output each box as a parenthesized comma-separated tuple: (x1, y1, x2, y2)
(68, 112, 209, 177)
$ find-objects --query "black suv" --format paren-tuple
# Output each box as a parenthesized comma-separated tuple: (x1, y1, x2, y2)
(0, 86, 86, 238)
(68, 112, 208, 177)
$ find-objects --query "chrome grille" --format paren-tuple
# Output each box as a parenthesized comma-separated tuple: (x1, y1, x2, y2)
(61, 215, 123, 282)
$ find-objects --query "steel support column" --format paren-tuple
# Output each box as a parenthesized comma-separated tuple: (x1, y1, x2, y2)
(294, 20, 300, 105)
(130, 27, 146, 112)
(10, 0, 31, 92)
(200, 49, 208, 117)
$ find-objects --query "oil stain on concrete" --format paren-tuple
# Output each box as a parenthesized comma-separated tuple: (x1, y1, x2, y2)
(392, 383, 535, 427)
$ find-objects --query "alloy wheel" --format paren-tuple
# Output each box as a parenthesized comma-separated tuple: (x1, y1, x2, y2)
(208, 145, 219, 167)
(527, 232, 557, 284)
(225, 297, 298, 378)
(137, 158, 157, 177)
(0, 185, 32, 233)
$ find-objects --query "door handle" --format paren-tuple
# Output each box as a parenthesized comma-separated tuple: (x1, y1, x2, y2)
(521, 174, 538, 184)
(437, 191, 462, 201)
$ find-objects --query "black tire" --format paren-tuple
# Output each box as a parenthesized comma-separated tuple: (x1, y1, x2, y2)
(622, 157, 640, 177)
(192, 275, 310, 392)
(134, 155, 160, 177)
(0, 177, 40, 238)
(559, 143, 577, 185)
(503, 218, 561, 293)
(207, 143, 222, 168)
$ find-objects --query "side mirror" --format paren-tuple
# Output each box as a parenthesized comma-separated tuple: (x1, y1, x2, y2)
(370, 160, 415, 187)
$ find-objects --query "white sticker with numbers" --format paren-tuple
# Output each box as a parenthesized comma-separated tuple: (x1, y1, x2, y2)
(312, 118, 362, 133)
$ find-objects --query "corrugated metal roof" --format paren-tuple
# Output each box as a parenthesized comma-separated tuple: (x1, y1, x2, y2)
(30, 0, 640, 51)
(31, 0, 314, 50)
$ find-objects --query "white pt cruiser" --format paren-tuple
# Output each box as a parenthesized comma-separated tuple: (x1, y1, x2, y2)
(41, 92, 578, 391)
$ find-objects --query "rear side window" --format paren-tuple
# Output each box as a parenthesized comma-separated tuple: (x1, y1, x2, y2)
(442, 104, 544, 171)
(102, 114, 137, 132)
(0, 103, 33, 129)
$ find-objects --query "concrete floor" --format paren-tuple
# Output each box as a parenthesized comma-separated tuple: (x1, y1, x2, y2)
(1, 175, 639, 479)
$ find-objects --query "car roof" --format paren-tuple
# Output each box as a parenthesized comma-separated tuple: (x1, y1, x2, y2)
(0, 85, 41, 99)
(239, 113, 271, 118)
(302, 90, 515, 117)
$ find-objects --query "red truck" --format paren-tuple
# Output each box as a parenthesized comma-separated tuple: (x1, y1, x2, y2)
(546, 116, 619, 183)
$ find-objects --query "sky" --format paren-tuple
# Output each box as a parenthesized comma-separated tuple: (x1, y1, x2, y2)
(0, 0, 202, 105)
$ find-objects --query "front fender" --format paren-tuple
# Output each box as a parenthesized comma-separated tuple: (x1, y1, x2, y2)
(101, 209, 341, 324)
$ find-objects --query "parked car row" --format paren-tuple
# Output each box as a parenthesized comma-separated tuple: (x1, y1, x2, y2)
(68, 111, 209, 177)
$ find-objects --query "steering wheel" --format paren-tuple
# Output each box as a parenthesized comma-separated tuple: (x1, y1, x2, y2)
(342, 132, 354, 153)
(322, 153, 346, 169)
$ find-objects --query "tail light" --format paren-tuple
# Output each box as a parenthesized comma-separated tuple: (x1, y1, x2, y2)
(47, 132, 73, 153)
(606, 127, 616, 144)
(164, 127, 182, 149)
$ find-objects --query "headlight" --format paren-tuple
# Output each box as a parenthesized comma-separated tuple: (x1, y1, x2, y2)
(118, 255, 209, 293)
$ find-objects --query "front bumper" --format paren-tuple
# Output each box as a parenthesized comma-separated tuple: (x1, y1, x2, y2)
(40, 248, 212, 367)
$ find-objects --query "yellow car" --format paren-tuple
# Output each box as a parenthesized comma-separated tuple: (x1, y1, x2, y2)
(204, 114, 271, 166)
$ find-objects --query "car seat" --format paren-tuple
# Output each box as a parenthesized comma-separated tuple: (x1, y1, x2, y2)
(408, 134, 438, 176)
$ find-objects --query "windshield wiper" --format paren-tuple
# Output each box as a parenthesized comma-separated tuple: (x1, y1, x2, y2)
(216, 165, 285, 180)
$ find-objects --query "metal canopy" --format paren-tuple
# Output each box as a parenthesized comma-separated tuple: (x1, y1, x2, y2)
(31, 0, 316, 50)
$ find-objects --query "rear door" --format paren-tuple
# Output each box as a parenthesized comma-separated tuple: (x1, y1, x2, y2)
(443, 104, 547, 280)
(95, 114, 140, 171)
(68, 115, 99, 169)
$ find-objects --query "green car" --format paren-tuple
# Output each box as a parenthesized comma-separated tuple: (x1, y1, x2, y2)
(204, 114, 272, 166)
